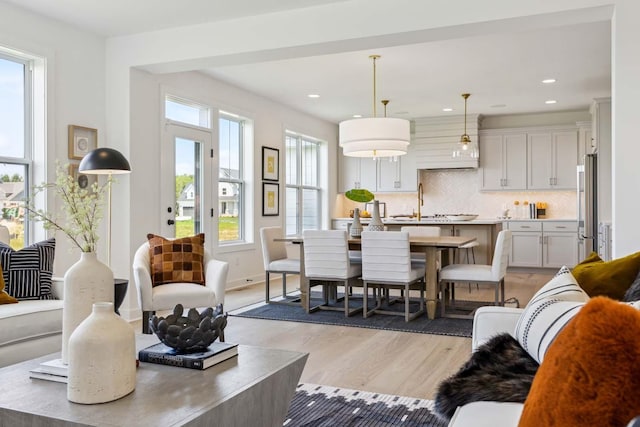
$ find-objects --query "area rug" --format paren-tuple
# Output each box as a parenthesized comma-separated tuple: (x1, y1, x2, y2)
(231, 296, 472, 337)
(284, 383, 447, 426)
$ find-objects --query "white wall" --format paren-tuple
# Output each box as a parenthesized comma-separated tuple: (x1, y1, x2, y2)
(0, 2, 106, 275)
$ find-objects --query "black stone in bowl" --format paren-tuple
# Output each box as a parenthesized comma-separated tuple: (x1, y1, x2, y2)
(149, 303, 228, 353)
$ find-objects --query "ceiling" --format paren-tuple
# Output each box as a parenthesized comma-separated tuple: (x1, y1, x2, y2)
(4, 0, 611, 124)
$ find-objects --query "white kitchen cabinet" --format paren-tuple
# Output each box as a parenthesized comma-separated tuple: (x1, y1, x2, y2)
(577, 121, 593, 164)
(527, 130, 578, 190)
(339, 156, 376, 192)
(339, 152, 417, 193)
(479, 132, 527, 190)
(507, 221, 578, 268)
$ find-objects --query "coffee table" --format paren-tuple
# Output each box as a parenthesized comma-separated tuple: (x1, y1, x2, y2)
(0, 335, 308, 427)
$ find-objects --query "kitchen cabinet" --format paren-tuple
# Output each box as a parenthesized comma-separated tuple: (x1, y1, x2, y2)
(577, 121, 593, 163)
(479, 132, 527, 190)
(507, 221, 579, 268)
(339, 150, 417, 193)
(527, 130, 578, 190)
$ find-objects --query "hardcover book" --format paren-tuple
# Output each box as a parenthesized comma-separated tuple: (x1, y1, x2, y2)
(138, 342, 238, 370)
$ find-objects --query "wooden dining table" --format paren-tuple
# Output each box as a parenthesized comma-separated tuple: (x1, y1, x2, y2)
(276, 234, 477, 319)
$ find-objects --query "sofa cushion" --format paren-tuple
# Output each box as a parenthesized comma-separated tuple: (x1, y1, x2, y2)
(623, 268, 640, 302)
(147, 233, 205, 287)
(572, 251, 640, 300)
(519, 297, 640, 427)
(434, 333, 538, 423)
(514, 266, 588, 363)
(0, 238, 56, 300)
(0, 264, 18, 305)
(0, 298, 63, 347)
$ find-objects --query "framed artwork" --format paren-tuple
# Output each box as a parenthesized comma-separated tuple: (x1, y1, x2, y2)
(262, 146, 279, 181)
(68, 125, 98, 160)
(262, 182, 279, 216)
(68, 163, 96, 191)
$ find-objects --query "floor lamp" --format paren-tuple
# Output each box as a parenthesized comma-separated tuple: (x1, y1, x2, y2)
(79, 148, 131, 267)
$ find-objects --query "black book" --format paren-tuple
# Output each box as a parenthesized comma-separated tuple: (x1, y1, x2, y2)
(138, 342, 238, 370)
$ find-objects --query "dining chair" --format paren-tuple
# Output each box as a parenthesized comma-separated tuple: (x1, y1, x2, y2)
(303, 230, 363, 316)
(0, 225, 9, 245)
(400, 226, 441, 265)
(360, 231, 426, 322)
(259, 226, 301, 305)
(438, 229, 512, 318)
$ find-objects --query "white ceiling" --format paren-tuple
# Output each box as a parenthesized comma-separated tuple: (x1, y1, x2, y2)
(5, 0, 611, 124)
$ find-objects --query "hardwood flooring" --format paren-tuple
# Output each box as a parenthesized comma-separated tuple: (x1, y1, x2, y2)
(135, 269, 555, 400)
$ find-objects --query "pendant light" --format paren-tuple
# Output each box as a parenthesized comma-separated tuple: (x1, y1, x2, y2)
(452, 93, 479, 159)
(339, 55, 410, 158)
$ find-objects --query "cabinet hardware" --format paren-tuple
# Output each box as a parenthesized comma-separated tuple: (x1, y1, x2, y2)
(521, 225, 530, 228)
(556, 226, 566, 229)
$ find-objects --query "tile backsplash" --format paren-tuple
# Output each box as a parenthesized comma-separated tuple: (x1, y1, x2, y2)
(337, 169, 577, 219)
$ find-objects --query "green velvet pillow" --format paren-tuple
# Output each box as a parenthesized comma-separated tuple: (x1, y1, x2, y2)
(572, 251, 640, 300)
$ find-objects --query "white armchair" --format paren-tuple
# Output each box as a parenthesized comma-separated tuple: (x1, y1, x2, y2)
(133, 241, 229, 334)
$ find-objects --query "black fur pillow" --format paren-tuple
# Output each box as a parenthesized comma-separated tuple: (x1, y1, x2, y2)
(433, 333, 539, 422)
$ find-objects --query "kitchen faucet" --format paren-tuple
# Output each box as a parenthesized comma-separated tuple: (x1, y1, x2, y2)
(417, 182, 424, 221)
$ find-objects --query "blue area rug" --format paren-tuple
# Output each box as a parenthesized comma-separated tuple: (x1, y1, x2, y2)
(284, 383, 447, 426)
(231, 295, 472, 338)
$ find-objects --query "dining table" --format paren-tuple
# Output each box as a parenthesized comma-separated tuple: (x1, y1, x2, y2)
(276, 234, 477, 319)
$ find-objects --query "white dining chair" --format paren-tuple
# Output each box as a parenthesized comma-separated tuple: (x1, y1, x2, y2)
(400, 226, 441, 265)
(360, 231, 426, 322)
(259, 226, 301, 305)
(303, 230, 363, 316)
(438, 229, 512, 318)
(0, 225, 9, 245)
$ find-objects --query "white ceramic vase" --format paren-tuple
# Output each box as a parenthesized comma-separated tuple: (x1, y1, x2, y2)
(350, 207, 363, 237)
(366, 200, 385, 231)
(68, 302, 136, 404)
(62, 252, 114, 364)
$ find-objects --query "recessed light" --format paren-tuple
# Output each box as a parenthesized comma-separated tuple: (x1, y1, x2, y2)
(307, 94, 320, 98)
(490, 104, 507, 108)
(545, 100, 557, 104)
(542, 79, 557, 84)
(352, 114, 362, 118)
(442, 108, 453, 112)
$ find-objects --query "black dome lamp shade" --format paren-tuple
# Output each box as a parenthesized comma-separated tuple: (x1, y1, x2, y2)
(79, 148, 131, 174)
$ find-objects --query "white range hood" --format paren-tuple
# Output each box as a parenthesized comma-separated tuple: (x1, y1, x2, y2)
(412, 114, 481, 169)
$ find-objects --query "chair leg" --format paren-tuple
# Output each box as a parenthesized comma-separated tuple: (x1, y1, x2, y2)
(142, 310, 155, 334)
(363, 281, 369, 318)
(282, 273, 287, 298)
(265, 272, 271, 303)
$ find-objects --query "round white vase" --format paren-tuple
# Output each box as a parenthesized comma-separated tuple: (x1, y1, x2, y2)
(68, 302, 136, 404)
(62, 252, 114, 364)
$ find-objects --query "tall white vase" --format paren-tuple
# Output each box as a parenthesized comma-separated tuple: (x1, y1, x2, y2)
(62, 252, 113, 364)
(366, 200, 385, 231)
(68, 302, 136, 404)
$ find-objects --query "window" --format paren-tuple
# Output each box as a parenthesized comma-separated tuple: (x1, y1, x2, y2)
(218, 114, 245, 243)
(0, 52, 31, 249)
(285, 133, 321, 235)
(165, 96, 210, 128)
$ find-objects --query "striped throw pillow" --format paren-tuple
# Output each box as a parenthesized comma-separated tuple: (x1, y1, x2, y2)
(0, 238, 56, 300)
(515, 266, 589, 363)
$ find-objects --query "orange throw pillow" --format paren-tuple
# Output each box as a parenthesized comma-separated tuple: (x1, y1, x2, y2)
(519, 297, 640, 427)
(572, 251, 640, 300)
(0, 264, 18, 304)
(147, 233, 205, 287)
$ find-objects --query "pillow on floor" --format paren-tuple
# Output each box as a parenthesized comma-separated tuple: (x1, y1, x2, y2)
(514, 266, 589, 363)
(0, 238, 56, 300)
(147, 233, 205, 287)
(572, 251, 640, 300)
(0, 264, 18, 304)
(519, 297, 640, 427)
(433, 333, 539, 423)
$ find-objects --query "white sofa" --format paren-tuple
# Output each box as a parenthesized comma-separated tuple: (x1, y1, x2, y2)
(0, 278, 63, 368)
(448, 305, 525, 427)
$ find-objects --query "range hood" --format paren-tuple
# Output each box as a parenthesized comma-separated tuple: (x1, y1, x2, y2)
(412, 114, 480, 169)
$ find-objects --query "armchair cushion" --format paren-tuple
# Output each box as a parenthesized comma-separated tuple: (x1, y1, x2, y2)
(0, 238, 56, 300)
(519, 297, 640, 427)
(147, 233, 205, 287)
(572, 250, 640, 300)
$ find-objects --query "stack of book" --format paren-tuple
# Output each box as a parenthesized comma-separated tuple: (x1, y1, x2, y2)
(29, 358, 68, 383)
(138, 342, 238, 370)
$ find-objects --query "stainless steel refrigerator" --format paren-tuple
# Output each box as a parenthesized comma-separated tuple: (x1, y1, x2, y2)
(577, 153, 598, 258)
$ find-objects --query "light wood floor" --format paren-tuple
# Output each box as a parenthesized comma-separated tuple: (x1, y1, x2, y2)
(136, 269, 554, 400)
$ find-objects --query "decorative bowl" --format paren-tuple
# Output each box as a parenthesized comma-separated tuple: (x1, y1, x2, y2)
(445, 214, 479, 221)
(149, 303, 228, 353)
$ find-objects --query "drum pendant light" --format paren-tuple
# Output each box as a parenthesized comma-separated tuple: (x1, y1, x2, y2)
(339, 55, 410, 158)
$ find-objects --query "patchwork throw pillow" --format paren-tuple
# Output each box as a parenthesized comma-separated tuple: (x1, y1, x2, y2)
(0, 238, 56, 300)
(515, 266, 588, 363)
(572, 251, 640, 300)
(147, 233, 205, 287)
(0, 264, 18, 304)
(433, 333, 539, 423)
(519, 297, 640, 427)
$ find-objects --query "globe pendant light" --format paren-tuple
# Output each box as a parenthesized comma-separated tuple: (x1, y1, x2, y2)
(339, 55, 410, 158)
(452, 93, 479, 159)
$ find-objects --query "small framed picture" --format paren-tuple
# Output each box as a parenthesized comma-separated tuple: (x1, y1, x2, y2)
(69, 163, 96, 191)
(68, 125, 98, 160)
(262, 146, 279, 181)
(262, 182, 279, 216)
